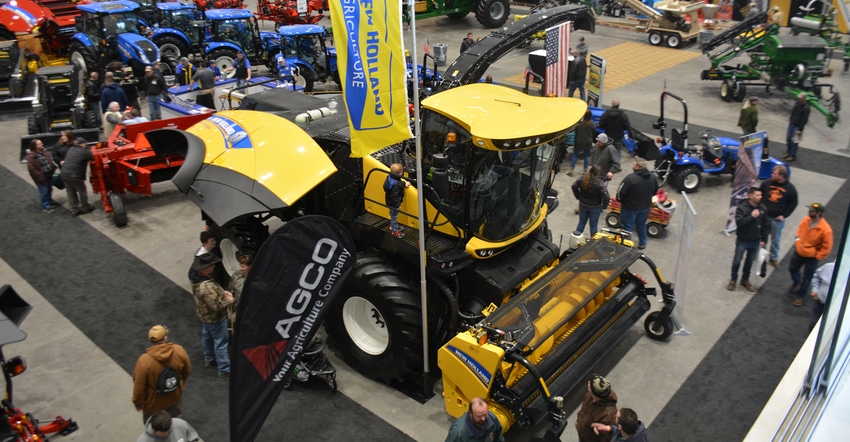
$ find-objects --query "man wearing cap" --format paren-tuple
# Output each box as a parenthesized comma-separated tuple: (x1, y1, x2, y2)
(132, 325, 191, 424)
(445, 397, 505, 442)
(576, 375, 618, 442)
(142, 65, 167, 120)
(759, 165, 797, 268)
(788, 203, 833, 306)
(576, 36, 589, 59)
(785, 93, 810, 162)
(591, 133, 619, 181)
(737, 97, 759, 135)
(189, 253, 234, 377)
(597, 100, 631, 165)
(176, 57, 195, 86)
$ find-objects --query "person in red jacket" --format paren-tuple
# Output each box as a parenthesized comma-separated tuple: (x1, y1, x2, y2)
(789, 203, 833, 306)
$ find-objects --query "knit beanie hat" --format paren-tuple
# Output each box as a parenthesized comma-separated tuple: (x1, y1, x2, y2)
(591, 375, 611, 398)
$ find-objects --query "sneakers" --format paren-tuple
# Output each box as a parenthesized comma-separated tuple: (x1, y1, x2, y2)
(769, 259, 780, 268)
(789, 282, 801, 293)
(566, 168, 574, 177)
(727, 280, 736, 291)
(42, 208, 55, 214)
(638, 244, 646, 250)
(392, 230, 405, 238)
(741, 280, 756, 292)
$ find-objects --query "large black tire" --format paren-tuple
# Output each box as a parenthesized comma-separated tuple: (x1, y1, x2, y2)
(732, 81, 746, 102)
(648, 31, 663, 46)
(154, 36, 190, 62)
(671, 165, 702, 193)
(325, 254, 424, 383)
(70, 42, 97, 76)
(605, 212, 620, 228)
(475, 0, 510, 28)
(213, 215, 270, 276)
(644, 311, 673, 340)
(109, 192, 127, 227)
(27, 114, 41, 135)
(647, 222, 664, 238)
(719, 79, 734, 102)
(300, 69, 316, 93)
(83, 110, 98, 129)
(209, 48, 238, 77)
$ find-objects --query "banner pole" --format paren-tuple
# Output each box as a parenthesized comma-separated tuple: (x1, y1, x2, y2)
(407, 0, 431, 395)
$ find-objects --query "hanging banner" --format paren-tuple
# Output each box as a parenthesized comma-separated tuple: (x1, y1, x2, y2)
(544, 21, 571, 97)
(724, 132, 764, 232)
(229, 215, 356, 442)
(329, 0, 411, 157)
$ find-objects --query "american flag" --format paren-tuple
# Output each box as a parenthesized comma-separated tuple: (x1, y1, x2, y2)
(544, 21, 571, 97)
(424, 36, 432, 56)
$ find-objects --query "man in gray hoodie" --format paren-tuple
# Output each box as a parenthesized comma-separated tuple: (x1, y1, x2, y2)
(137, 411, 199, 442)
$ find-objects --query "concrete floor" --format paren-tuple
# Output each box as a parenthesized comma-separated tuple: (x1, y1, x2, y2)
(1, 3, 849, 441)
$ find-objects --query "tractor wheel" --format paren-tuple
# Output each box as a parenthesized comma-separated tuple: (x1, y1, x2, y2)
(605, 212, 620, 228)
(653, 151, 674, 182)
(0, 28, 13, 41)
(155, 36, 190, 62)
(27, 115, 41, 135)
(213, 215, 270, 276)
(719, 79, 734, 102)
(70, 42, 97, 76)
(644, 311, 673, 340)
(447, 11, 470, 19)
(109, 192, 127, 227)
(209, 48, 238, 79)
(647, 222, 664, 238)
(476, 0, 510, 28)
(301, 70, 316, 93)
(665, 33, 681, 49)
(732, 81, 746, 102)
(325, 254, 424, 383)
(648, 31, 663, 46)
(83, 110, 98, 129)
(671, 165, 702, 193)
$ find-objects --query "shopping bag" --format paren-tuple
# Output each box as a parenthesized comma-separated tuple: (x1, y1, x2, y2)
(757, 248, 769, 278)
(53, 172, 65, 190)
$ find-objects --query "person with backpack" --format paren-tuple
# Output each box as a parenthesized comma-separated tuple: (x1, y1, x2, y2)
(132, 325, 192, 424)
(384, 163, 411, 238)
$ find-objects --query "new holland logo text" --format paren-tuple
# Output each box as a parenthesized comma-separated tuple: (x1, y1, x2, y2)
(447, 345, 492, 386)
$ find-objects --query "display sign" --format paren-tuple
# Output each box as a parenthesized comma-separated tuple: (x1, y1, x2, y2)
(587, 54, 605, 107)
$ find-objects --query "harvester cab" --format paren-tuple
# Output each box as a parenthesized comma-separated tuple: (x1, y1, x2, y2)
(27, 64, 97, 135)
(439, 234, 676, 434)
(69, 1, 167, 78)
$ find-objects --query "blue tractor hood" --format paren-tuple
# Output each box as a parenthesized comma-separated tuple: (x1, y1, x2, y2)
(117, 32, 159, 65)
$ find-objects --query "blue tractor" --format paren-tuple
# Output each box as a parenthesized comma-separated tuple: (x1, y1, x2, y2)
(149, 2, 207, 61)
(68, 1, 170, 78)
(276, 24, 337, 92)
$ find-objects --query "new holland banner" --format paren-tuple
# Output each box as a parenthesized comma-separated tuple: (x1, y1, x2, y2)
(229, 215, 356, 442)
(330, 0, 411, 157)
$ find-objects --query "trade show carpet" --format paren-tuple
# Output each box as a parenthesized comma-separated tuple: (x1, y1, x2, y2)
(0, 166, 412, 442)
(1, 109, 847, 441)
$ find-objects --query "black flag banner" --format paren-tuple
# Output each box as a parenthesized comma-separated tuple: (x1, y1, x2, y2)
(229, 215, 356, 442)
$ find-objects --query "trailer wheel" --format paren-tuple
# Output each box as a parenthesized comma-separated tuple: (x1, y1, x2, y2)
(605, 212, 620, 228)
(27, 115, 40, 135)
(644, 311, 673, 340)
(732, 81, 746, 102)
(476, 0, 510, 28)
(648, 31, 663, 46)
(647, 222, 664, 238)
(155, 36, 190, 62)
(109, 192, 127, 227)
(326, 254, 423, 383)
(665, 33, 681, 49)
(671, 165, 702, 192)
(70, 42, 97, 75)
(719, 79, 734, 102)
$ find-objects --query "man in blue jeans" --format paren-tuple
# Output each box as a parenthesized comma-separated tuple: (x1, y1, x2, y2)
(728, 187, 769, 292)
(785, 92, 810, 161)
(616, 157, 658, 250)
(189, 253, 234, 378)
(759, 165, 797, 268)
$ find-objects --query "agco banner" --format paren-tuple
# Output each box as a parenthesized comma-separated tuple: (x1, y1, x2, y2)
(329, 0, 411, 157)
(229, 215, 356, 442)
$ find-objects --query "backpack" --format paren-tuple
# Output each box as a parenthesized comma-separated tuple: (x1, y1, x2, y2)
(156, 363, 180, 394)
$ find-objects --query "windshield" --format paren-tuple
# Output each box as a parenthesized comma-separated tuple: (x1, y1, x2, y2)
(421, 109, 557, 243)
(103, 12, 142, 36)
(215, 18, 255, 53)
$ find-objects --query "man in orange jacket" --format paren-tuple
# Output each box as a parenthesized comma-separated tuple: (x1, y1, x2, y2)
(789, 203, 833, 306)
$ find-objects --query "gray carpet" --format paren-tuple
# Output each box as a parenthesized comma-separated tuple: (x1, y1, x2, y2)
(0, 165, 413, 442)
